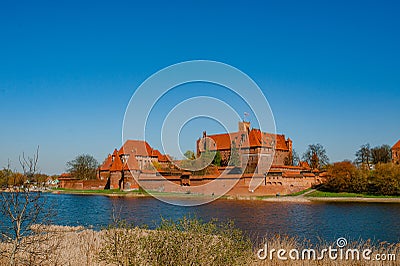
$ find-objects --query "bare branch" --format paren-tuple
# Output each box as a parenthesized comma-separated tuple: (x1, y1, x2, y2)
(0, 147, 58, 266)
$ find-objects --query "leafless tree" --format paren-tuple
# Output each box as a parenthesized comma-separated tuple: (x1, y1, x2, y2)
(0, 147, 59, 266)
(371, 144, 392, 164)
(284, 149, 300, 166)
(355, 143, 373, 169)
(302, 144, 329, 169)
(66, 154, 99, 180)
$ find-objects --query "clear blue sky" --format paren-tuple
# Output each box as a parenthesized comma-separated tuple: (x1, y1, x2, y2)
(1, 0, 399, 174)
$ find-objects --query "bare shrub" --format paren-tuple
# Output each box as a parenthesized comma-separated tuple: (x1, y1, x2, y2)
(98, 216, 253, 266)
(0, 148, 59, 266)
(98, 220, 146, 265)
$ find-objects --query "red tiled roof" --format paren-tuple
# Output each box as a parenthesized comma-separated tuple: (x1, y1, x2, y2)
(123, 154, 139, 170)
(102, 140, 171, 172)
(207, 132, 239, 150)
(393, 140, 400, 150)
(158, 154, 170, 163)
(151, 149, 169, 161)
(119, 140, 153, 157)
(249, 129, 288, 150)
(200, 129, 289, 151)
(152, 149, 162, 157)
(299, 161, 310, 169)
(303, 173, 316, 177)
(110, 152, 123, 171)
(150, 149, 170, 162)
(99, 154, 113, 171)
(282, 171, 303, 178)
(270, 165, 304, 170)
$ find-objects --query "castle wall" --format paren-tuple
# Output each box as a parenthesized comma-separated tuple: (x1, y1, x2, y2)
(135, 169, 317, 197)
(273, 149, 290, 165)
(59, 179, 107, 190)
(109, 171, 122, 189)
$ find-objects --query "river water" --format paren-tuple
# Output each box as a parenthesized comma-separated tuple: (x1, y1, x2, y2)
(42, 193, 400, 244)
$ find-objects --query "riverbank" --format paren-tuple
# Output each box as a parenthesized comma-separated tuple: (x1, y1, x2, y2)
(50, 188, 400, 203)
(52, 188, 149, 197)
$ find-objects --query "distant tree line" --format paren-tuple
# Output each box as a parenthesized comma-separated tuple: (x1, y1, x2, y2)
(0, 149, 58, 189)
(0, 168, 54, 188)
(1, 153, 101, 187)
(322, 161, 400, 196)
(321, 143, 398, 196)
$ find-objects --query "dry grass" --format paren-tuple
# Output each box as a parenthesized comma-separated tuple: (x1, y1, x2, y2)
(253, 235, 400, 266)
(0, 225, 106, 266)
(0, 223, 399, 266)
(98, 217, 253, 266)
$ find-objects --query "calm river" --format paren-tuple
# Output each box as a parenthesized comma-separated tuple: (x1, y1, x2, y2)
(42, 193, 400, 244)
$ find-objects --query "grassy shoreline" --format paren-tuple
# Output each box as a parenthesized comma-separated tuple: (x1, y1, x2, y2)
(306, 190, 400, 198)
(49, 188, 400, 203)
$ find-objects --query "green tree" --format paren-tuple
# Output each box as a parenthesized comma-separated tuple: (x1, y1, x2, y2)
(0, 167, 13, 188)
(66, 154, 99, 180)
(212, 151, 222, 166)
(302, 144, 329, 170)
(183, 150, 195, 160)
(181, 150, 216, 171)
(229, 143, 241, 167)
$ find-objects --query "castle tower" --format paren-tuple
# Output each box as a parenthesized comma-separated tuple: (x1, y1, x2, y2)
(238, 121, 250, 132)
(286, 138, 293, 154)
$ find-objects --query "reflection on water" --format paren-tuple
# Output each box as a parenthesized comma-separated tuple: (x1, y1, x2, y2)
(36, 194, 400, 243)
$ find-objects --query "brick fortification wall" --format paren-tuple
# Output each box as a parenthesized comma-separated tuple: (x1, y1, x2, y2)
(60, 179, 108, 190)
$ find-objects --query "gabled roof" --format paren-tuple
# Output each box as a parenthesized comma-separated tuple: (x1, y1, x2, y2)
(123, 154, 139, 170)
(249, 129, 288, 150)
(152, 149, 170, 163)
(119, 140, 154, 157)
(158, 154, 170, 163)
(393, 140, 400, 150)
(107, 149, 140, 172)
(199, 128, 289, 151)
(152, 149, 162, 158)
(110, 152, 123, 172)
(99, 154, 113, 171)
(299, 161, 311, 169)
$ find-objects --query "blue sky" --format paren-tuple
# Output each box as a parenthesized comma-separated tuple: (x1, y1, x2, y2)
(0, 0, 399, 174)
